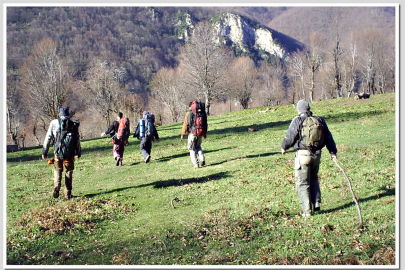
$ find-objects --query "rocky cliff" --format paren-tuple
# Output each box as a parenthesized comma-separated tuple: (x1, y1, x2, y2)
(214, 13, 287, 59)
(178, 12, 289, 60)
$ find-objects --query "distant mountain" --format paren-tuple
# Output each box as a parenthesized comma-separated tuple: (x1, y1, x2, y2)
(264, 6, 396, 47)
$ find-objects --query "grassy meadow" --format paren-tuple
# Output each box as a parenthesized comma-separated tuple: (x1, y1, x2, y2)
(6, 93, 396, 266)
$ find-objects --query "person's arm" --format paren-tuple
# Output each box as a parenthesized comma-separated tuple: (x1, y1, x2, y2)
(281, 116, 301, 154)
(154, 126, 160, 142)
(133, 122, 140, 138)
(75, 136, 81, 158)
(102, 121, 117, 137)
(42, 120, 56, 159)
(320, 118, 338, 160)
(180, 112, 189, 139)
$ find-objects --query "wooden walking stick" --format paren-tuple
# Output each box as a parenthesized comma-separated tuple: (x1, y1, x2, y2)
(333, 158, 363, 227)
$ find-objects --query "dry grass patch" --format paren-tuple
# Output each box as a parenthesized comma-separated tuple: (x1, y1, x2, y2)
(12, 198, 133, 238)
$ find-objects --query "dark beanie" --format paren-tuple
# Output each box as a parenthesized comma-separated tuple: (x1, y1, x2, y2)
(296, 100, 310, 114)
(59, 107, 70, 117)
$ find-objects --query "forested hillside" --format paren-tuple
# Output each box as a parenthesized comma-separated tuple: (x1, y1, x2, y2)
(6, 5, 396, 148)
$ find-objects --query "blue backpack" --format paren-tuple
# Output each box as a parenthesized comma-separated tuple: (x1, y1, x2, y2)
(139, 113, 155, 138)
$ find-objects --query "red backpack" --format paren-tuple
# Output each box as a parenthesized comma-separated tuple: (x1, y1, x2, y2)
(188, 101, 207, 136)
(117, 117, 130, 141)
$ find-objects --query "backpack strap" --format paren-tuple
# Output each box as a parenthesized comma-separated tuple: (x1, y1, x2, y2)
(297, 114, 312, 153)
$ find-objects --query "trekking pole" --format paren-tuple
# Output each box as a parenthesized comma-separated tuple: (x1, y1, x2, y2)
(333, 158, 363, 227)
(105, 134, 116, 149)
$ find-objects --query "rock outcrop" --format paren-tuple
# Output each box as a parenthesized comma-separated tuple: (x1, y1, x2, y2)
(214, 13, 287, 59)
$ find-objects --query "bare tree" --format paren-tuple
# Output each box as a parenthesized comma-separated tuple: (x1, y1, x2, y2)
(85, 60, 125, 129)
(117, 91, 145, 124)
(342, 34, 359, 97)
(374, 41, 395, 94)
(258, 59, 287, 106)
(330, 32, 344, 98)
(359, 28, 385, 94)
(179, 20, 233, 115)
(149, 67, 190, 122)
(227, 57, 257, 109)
(307, 32, 325, 102)
(287, 50, 307, 103)
(6, 68, 21, 145)
(20, 38, 73, 124)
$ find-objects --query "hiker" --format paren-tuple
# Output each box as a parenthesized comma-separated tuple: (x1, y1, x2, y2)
(42, 107, 81, 199)
(181, 101, 207, 169)
(281, 100, 337, 217)
(100, 117, 122, 165)
(133, 111, 160, 163)
(107, 112, 129, 166)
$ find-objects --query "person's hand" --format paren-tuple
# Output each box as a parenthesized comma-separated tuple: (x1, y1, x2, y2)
(331, 154, 337, 161)
(281, 148, 286, 155)
(203, 134, 207, 139)
(75, 155, 80, 160)
(101, 132, 105, 137)
(157, 139, 160, 143)
(42, 154, 47, 160)
(181, 135, 184, 140)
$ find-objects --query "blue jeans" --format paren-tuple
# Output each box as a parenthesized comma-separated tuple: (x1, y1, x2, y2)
(294, 150, 321, 214)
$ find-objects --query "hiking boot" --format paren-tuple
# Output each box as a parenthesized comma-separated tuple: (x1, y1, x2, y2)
(302, 211, 312, 217)
(53, 186, 60, 198)
(66, 190, 73, 200)
(201, 160, 205, 166)
(314, 202, 321, 212)
(145, 155, 151, 163)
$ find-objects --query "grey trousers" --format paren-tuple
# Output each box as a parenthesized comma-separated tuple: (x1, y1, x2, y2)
(187, 134, 205, 167)
(294, 150, 321, 214)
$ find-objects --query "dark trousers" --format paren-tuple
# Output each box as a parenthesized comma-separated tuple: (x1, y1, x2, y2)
(140, 137, 152, 159)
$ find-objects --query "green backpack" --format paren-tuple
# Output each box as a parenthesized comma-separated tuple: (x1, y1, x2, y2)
(300, 116, 324, 149)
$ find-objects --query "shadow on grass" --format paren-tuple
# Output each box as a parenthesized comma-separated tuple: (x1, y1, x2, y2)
(84, 171, 231, 198)
(156, 147, 234, 163)
(208, 151, 279, 167)
(318, 187, 396, 215)
(266, 188, 395, 217)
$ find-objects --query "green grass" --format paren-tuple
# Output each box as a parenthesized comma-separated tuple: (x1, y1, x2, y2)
(6, 93, 396, 265)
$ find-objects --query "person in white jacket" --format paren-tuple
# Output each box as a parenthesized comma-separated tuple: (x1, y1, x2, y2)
(42, 107, 81, 199)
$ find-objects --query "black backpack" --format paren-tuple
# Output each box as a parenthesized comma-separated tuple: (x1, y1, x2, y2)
(54, 118, 80, 160)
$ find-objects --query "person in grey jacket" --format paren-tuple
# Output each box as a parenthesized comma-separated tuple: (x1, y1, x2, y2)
(281, 100, 337, 217)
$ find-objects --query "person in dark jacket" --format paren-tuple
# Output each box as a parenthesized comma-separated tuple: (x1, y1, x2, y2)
(281, 100, 337, 217)
(101, 112, 127, 166)
(102, 120, 119, 139)
(133, 111, 160, 163)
